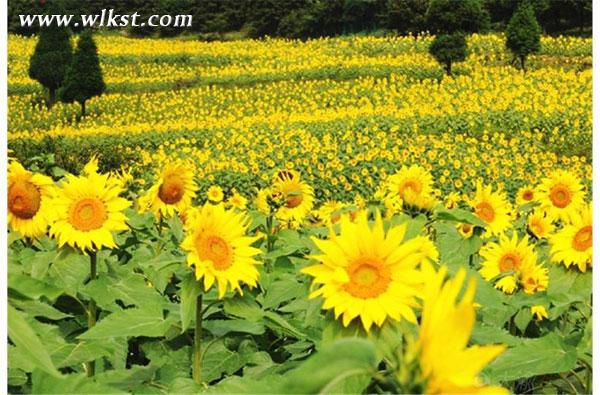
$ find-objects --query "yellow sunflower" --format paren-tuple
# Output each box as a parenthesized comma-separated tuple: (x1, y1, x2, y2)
(227, 190, 248, 210)
(49, 160, 130, 251)
(479, 233, 539, 294)
(7, 161, 56, 238)
(515, 185, 536, 207)
(207, 185, 224, 203)
(527, 210, 553, 239)
(272, 170, 314, 223)
(386, 165, 437, 210)
(520, 262, 549, 295)
(417, 263, 507, 394)
(254, 188, 271, 214)
(536, 169, 585, 222)
(138, 162, 197, 217)
(468, 182, 513, 237)
(456, 223, 474, 238)
(550, 203, 592, 272)
(531, 305, 548, 321)
(444, 191, 461, 209)
(180, 203, 262, 298)
(302, 211, 438, 332)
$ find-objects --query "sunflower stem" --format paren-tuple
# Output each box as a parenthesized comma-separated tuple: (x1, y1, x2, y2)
(193, 292, 203, 385)
(85, 251, 98, 377)
(158, 212, 164, 236)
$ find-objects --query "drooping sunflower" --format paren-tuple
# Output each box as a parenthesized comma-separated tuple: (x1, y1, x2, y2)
(527, 210, 553, 239)
(515, 185, 536, 207)
(550, 203, 592, 272)
(138, 162, 197, 217)
(180, 203, 262, 298)
(536, 169, 585, 222)
(416, 264, 507, 394)
(254, 187, 271, 214)
(386, 165, 437, 210)
(7, 161, 56, 238)
(302, 211, 438, 332)
(479, 233, 539, 294)
(272, 170, 314, 223)
(468, 182, 513, 237)
(531, 305, 548, 321)
(49, 159, 130, 251)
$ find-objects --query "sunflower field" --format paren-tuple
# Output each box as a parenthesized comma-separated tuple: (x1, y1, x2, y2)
(7, 32, 592, 394)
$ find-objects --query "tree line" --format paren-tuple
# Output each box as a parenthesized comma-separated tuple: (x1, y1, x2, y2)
(9, 0, 591, 38)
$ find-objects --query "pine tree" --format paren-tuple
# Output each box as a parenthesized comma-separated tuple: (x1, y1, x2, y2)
(59, 30, 105, 118)
(506, 1, 542, 71)
(28, 3, 73, 106)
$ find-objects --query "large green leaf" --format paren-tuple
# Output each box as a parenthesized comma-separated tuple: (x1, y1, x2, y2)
(31, 371, 124, 394)
(179, 272, 202, 333)
(8, 305, 61, 377)
(204, 319, 265, 336)
(78, 307, 173, 339)
(482, 333, 577, 383)
(281, 338, 377, 394)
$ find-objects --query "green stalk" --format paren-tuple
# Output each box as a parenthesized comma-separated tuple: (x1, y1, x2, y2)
(192, 293, 203, 385)
(85, 251, 97, 377)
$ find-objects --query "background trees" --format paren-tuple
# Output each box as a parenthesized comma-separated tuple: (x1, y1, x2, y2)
(59, 30, 106, 118)
(506, 1, 542, 70)
(8, 0, 592, 39)
(27, 2, 73, 106)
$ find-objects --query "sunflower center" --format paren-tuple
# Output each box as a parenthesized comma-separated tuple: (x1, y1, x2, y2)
(572, 225, 592, 252)
(475, 202, 495, 223)
(399, 179, 422, 195)
(461, 224, 473, 233)
(69, 198, 107, 231)
(196, 234, 232, 271)
(522, 190, 534, 201)
(158, 177, 185, 205)
(499, 252, 521, 272)
(549, 184, 572, 208)
(344, 259, 391, 299)
(8, 180, 41, 219)
(285, 191, 304, 209)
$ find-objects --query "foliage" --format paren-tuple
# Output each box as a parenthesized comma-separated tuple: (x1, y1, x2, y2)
(59, 30, 106, 117)
(27, 2, 73, 106)
(426, 0, 490, 34)
(506, 1, 542, 70)
(428, 33, 468, 75)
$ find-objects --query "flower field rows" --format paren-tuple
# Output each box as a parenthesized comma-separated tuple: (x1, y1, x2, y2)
(7, 32, 592, 394)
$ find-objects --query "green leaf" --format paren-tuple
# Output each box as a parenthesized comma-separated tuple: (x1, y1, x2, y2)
(179, 272, 202, 333)
(482, 333, 577, 383)
(282, 338, 376, 394)
(8, 273, 62, 301)
(47, 248, 89, 296)
(202, 340, 246, 383)
(224, 293, 264, 321)
(433, 207, 487, 227)
(263, 311, 307, 339)
(8, 304, 61, 377)
(9, 299, 71, 320)
(262, 276, 307, 309)
(204, 319, 265, 336)
(513, 307, 532, 332)
(78, 308, 173, 339)
(31, 371, 124, 394)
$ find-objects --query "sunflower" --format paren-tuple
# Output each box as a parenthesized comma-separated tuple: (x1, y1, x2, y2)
(536, 169, 585, 222)
(531, 305, 548, 321)
(254, 188, 271, 214)
(138, 162, 197, 217)
(227, 190, 248, 210)
(207, 185, 224, 203)
(302, 211, 438, 332)
(417, 263, 507, 394)
(386, 165, 436, 210)
(479, 233, 539, 294)
(456, 223, 474, 238)
(181, 203, 262, 298)
(520, 262, 549, 295)
(527, 210, 553, 239)
(444, 191, 461, 209)
(49, 159, 130, 252)
(272, 170, 314, 223)
(468, 182, 513, 237)
(7, 161, 56, 238)
(550, 203, 592, 272)
(515, 185, 536, 207)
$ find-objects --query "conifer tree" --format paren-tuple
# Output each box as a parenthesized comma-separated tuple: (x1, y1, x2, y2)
(506, 1, 542, 71)
(59, 30, 105, 118)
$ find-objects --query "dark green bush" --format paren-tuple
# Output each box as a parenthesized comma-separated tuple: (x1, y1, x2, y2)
(428, 33, 468, 75)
